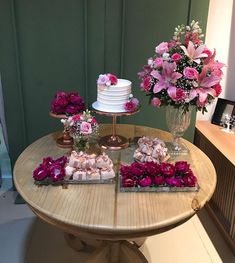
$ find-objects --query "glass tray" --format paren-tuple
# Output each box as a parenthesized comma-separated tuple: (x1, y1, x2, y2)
(118, 175, 199, 193)
(34, 177, 115, 186)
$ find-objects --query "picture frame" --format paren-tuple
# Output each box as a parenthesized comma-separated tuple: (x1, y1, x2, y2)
(211, 98, 235, 126)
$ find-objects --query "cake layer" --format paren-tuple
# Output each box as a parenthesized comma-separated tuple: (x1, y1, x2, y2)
(97, 78, 132, 112)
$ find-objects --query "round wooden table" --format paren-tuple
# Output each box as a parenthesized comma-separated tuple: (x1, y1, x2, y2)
(13, 124, 216, 263)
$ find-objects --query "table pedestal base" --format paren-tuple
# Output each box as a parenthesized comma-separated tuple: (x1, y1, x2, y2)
(64, 234, 147, 263)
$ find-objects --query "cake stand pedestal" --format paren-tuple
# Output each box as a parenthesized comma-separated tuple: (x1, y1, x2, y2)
(91, 104, 139, 150)
(49, 112, 73, 148)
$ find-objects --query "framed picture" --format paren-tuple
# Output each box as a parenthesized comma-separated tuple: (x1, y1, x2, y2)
(211, 98, 235, 126)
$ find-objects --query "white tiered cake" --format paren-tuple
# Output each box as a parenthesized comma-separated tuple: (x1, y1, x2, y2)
(92, 74, 132, 112)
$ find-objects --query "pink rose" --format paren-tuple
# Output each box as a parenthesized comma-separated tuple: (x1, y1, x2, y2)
(170, 88, 186, 102)
(155, 42, 169, 54)
(72, 114, 81, 121)
(154, 57, 163, 67)
(107, 73, 118, 85)
(171, 53, 182, 62)
(183, 67, 199, 79)
(124, 101, 138, 112)
(80, 121, 92, 135)
(151, 97, 161, 107)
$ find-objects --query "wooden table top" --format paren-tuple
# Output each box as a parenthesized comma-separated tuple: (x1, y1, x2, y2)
(13, 124, 216, 239)
(196, 120, 235, 166)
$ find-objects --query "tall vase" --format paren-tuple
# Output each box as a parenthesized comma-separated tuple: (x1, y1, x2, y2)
(73, 137, 89, 153)
(165, 106, 192, 155)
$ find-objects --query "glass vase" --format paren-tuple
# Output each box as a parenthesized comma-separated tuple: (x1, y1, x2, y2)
(73, 137, 89, 153)
(165, 106, 192, 155)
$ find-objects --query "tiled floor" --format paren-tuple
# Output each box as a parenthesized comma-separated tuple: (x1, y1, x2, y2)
(0, 127, 235, 263)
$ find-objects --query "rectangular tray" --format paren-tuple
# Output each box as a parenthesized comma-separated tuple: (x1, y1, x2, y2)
(119, 176, 199, 193)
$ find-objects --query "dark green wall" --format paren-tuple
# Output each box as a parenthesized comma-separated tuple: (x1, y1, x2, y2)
(0, 0, 210, 164)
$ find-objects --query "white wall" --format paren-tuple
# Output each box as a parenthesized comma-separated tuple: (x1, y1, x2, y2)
(197, 0, 234, 120)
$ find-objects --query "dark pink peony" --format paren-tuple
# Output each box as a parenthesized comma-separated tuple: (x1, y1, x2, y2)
(51, 100, 66, 114)
(138, 176, 152, 187)
(107, 73, 118, 85)
(68, 92, 83, 104)
(153, 176, 165, 186)
(71, 114, 81, 121)
(42, 157, 54, 168)
(120, 165, 132, 178)
(165, 177, 182, 187)
(160, 163, 175, 177)
(49, 164, 65, 182)
(145, 162, 160, 176)
(183, 170, 197, 187)
(124, 101, 136, 112)
(33, 164, 48, 181)
(55, 156, 67, 167)
(65, 104, 80, 115)
(130, 162, 145, 177)
(55, 91, 67, 98)
(122, 178, 135, 187)
(175, 161, 190, 173)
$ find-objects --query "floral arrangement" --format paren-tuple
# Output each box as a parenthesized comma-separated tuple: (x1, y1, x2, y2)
(97, 73, 118, 87)
(51, 91, 85, 115)
(138, 20, 224, 113)
(33, 156, 67, 183)
(120, 161, 197, 188)
(62, 110, 99, 151)
(124, 94, 140, 112)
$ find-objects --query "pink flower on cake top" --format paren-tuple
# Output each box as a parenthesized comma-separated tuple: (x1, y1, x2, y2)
(95, 73, 140, 112)
(138, 20, 225, 113)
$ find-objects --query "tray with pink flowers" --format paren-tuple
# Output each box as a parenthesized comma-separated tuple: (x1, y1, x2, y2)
(119, 161, 199, 192)
(33, 151, 116, 186)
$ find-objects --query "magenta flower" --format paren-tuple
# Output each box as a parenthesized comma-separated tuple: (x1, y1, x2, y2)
(140, 76, 152, 92)
(65, 104, 80, 115)
(151, 61, 182, 94)
(97, 74, 111, 86)
(107, 73, 118, 85)
(160, 163, 175, 177)
(165, 177, 182, 187)
(171, 53, 182, 62)
(183, 172, 197, 187)
(130, 162, 145, 177)
(33, 164, 48, 181)
(138, 176, 152, 187)
(153, 176, 165, 186)
(145, 162, 160, 176)
(49, 164, 65, 182)
(175, 161, 190, 173)
(122, 178, 135, 187)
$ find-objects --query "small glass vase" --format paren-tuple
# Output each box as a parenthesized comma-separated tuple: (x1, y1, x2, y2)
(165, 106, 192, 155)
(73, 137, 89, 153)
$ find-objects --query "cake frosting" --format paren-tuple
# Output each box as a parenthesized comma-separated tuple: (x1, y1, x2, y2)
(97, 79, 132, 112)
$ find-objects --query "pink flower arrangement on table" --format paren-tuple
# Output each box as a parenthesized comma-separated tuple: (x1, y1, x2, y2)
(33, 156, 67, 183)
(120, 161, 197, 188)
(62, 109, 99, 141)
(138, 20, 225, 113)
(51, 91, 85, 115)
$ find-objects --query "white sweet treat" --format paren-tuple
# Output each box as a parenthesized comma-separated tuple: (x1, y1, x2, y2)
(86, 169, 100, 180)
(134, 136, 168, 163)
(73, 170, 87, 181)
(65, 166, 76, 179)
(96, 153, 113, 169)
(87, 154, 97, 168)
(133, 149, 146, 162)
(100, 169, 115, 180)
(97, 79, 132, 112)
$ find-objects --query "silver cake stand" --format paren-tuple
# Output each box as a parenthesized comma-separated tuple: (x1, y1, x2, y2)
(91, 102, 140, 150)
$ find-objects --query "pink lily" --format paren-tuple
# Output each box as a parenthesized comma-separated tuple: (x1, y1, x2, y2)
(180, 41, 208, 63)
(150, 61, 182, 94)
